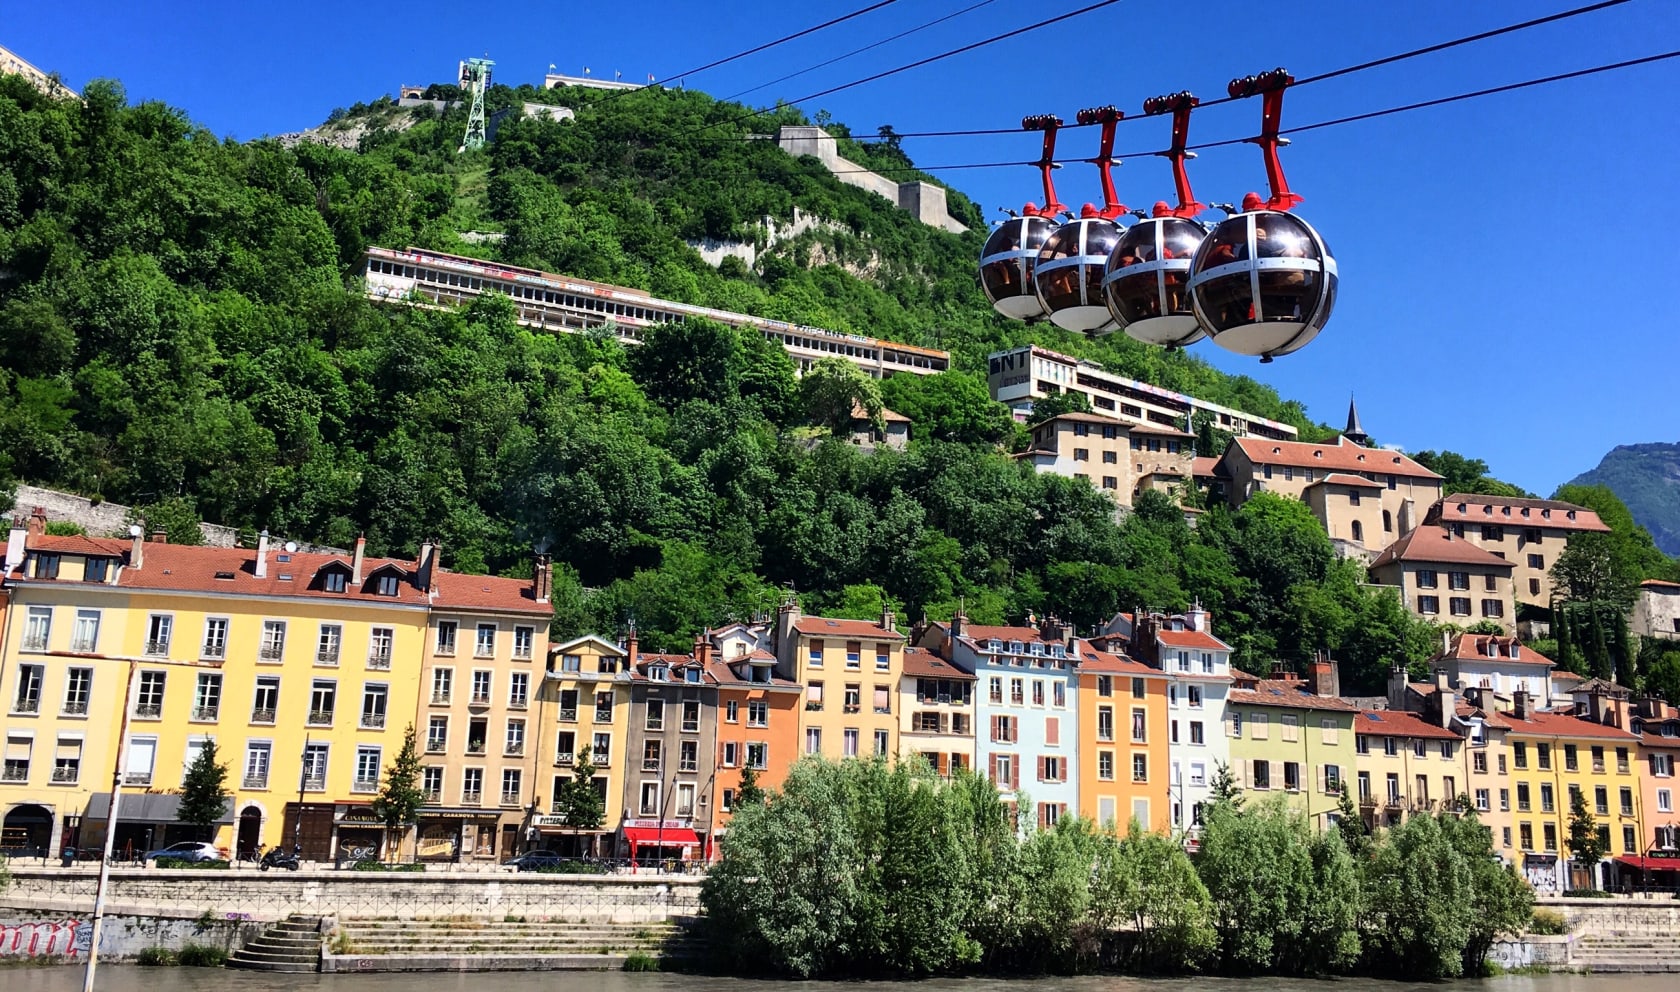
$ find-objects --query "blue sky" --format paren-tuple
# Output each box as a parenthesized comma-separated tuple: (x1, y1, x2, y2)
(8, 1, 1678, 495)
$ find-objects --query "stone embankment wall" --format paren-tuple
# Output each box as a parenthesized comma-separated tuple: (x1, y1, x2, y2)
(1, 867, 702, 924)
(7, 484, 341, 553)
(0, 911, 264, 962)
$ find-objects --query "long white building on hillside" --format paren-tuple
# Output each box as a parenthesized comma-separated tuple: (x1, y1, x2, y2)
(987, 344, 1298, 440)
(362, 246, 949, 378)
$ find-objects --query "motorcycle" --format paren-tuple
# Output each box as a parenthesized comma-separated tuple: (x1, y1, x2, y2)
(258, 846, 301, 872)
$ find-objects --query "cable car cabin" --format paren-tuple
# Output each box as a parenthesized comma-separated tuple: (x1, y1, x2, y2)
(1102, 216, 1208, 348)
(1033, 216, 1122, 335)
(1188, 210, 1336, 361)
(979, 215, 1060, 321)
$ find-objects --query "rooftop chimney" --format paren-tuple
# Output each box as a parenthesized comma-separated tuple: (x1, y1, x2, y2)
(1436, 681, 1457, 729)
(1185, 600, 1209, 633)
(949, 605, 967, 641)
(5, 517, 26, 573)
(1309, 651, 1340, 697)
(625, 624, 640, 670)
(532, 552, 551, 604)
(880, 606, 897, 634)
(129, 525, 145, 570)
(27, 507, 47, 537)
(254, 529, 270, 579)
(1387, 662, 1410, 712)
(1513, 688, 1531, 721)
(1433, 668, 1450, 693)
(694, 630, 713, 668)
(149, 529, 168, 544)
(352, 535, 366, 584)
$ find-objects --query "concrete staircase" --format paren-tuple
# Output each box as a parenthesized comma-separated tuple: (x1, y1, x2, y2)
(1571, 932, 1680, 973)
(228, 916, 323, 973)
(324, 917, 701, 971)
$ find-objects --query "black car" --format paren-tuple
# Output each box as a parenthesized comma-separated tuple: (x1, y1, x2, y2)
(502, 851, 570, 872)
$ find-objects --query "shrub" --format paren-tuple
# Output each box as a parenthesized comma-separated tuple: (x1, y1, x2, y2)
(155, 858, 229, 870)
(1528, 909, 1567, 935)
(623, 951, 660, 971)
(177, 943, 227, 967)
(136, 947, 176, 966)
(1562, 888, 1612, 898)
(532, 860, 611, 875)
(349, 859, 423, 872)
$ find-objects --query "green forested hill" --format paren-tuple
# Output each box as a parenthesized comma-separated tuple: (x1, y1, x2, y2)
(0, 74, 1556, 687)
(1569, 443, 1680, 557)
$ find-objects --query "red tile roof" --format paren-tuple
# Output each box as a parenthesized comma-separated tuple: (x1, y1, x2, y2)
(1231, 435, 1442, 479)
(430, 570, 552, 615)
(1552, 671, 1585, 682)
(26, 534, 128, 557)
(1455, 701, 1514, 730)
(850, 401, 911, 424)
(1370, 526, 1517, 570)
(1436, 633, 1554, 668)
(1075, 641, 1160, 676)
(1507, 709, 1640, 741)
(1355, 709, 1461, 739)
(1229, 680, 1359, 712)
(1191, 456, 1223, 479)
(902, 646, 974, 680)
(705, 658, 800, 690)
(1429, 495, 1610, 534)
(793, 616, 906, 640)
(963, 624, 1059, 646)
(1155, 628, 1231, 652)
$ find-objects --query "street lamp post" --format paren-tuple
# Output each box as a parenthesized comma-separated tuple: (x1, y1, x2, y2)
(80, 660, 139, 992)
(294, 735, 311, 857)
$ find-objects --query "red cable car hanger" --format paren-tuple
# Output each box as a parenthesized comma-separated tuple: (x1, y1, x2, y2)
(1142, 91, 1206, 220)
(1075, 106, 1127, 220)
(1020, 114, 1068, 219)
(1228, 68, 1303, 212)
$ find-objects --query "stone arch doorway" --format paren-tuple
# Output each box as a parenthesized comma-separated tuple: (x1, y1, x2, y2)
(237, 805, 263, 860)
(3, 803, 54, 856)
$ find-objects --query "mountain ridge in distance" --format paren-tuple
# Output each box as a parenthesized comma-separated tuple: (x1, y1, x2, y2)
(1568, 441, 1680, 556)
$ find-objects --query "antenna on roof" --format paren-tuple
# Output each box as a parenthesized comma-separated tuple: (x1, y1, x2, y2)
(284, 541, 299, 554)
(128, 525, 142, 538)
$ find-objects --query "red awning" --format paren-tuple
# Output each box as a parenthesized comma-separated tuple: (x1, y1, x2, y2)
(622, 826, 702, 849)
(1615, 855, 1680, 872)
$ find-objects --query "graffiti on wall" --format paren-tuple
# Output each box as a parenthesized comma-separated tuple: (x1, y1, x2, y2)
(0, 920, 92, 958)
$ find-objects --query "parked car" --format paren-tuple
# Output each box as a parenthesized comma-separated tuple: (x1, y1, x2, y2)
(143, 841, 222, 863)
(502, 851, 569, 872)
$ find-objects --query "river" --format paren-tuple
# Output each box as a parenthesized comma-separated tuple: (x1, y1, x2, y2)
(0, 969, 1657, 992)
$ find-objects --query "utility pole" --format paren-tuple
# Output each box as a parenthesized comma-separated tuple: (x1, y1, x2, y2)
(81, 660, 139, 992)
(294, 735, 311, 856)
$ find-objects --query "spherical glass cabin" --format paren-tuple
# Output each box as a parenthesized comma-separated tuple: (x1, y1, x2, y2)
(979, 215, 1060, 321)
(1187, 210, 1337, 360)
(1033, 217, 1123, 334)
(1101, 216, 1208, 348)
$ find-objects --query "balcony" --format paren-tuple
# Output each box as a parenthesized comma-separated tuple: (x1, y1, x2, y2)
(1, 766, 28, 782)
(242, 774, 268, 789)
(679, 760, 698, 773)
(302, 775, 326, 791)
(475, 646, 495, 660)
(594, 708, 613, 723)
(316, 649, 340, 667)
(425, 739, 446, 754)
(1384, 795, 1403, 809)
(509, 698, 529, 711)
(423, 789, 442, 803)
(134, 703, 161, 719)
(22, 636, 48, 652)
(559, 708, 577, 723)
(804, 702, 822, 711)
(367, 651, 392, 671)
(461, 790, 482, 806)
(251, 708, 277, 724)
(51, 765, 79, 784)
(12, 699, 39, 715)
(360, 713, 387, 730)
(124, 771, 152, 786)
(306, 710, 335, 727)
(1359, 796, 1376, 809)
(431, 692, 452, 705)
(465, 741, 486, 756)
(505, 742, 524, 756)
(352, 777, 379, 793)
(843, 704, 860, 714)
(642, 759, 661, 773)
(144, 639, 170, 657)
(259, 646, 283, 662)
(646, 720, 664, 732)
(202, 642, 227, 660)
(501, 790, 521, 806)
(513, 646, 533, 661)
(71, 639, 97, 653)
(435, 643, 456, 658)
(1593, 761, 1606, 774)
(190, 706, 219, 722)
(873, 706, 892, 715)
(469, 694, 492, 709)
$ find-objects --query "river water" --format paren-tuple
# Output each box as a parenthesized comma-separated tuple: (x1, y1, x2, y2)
(0, 969, 1655, 992)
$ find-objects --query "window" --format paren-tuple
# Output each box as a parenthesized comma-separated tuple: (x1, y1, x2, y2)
(1074, 448, 1089, 461)
(364, 627, 393, 670)
(1032, 680, 1045, 706)
(806, 728, 822, 755)
(1595, 785, 1609, 816)
(875, 645, 890, 671)
(1040, 755, 1065, 782)
(308, 680, 336, 726)
(874, 684, 892, 715)
(505, 719, 524, 756)
(1450, 597, 1472, 617)
(360, 683, 388, 730)
(135, 671, 166, 718)
(1132, 753, 1149, 783)
(645, 699, 664, 731)
(1500, 788, 1510, 811)
(1417, 595, 1440, 615)
(680, 739, 698, 772)
(639, 781, 660, 816)
(1540, 783, 1555, 813)
(1011, 678, 1024, 705)
(192, 673, 221, 721)
(1251, 713, 1268, 739)
(22, 607, 51, 652)
(34, 553, 60, 579)
(808, 639, 823, 666)
(1416, 569, 1438, 589)
(435, 621, 458, 655)
(843, 728, 859, 758)
(747, 742, 768, 770)
(591, 732, 611, 765)
(374, 572, 401, 597)
(1190, 721, 1204, 745)
(1357, 771, 1371, 800)
(1517, 782, 1531, 811)
(85, 557, 109, 582)
(1281, 715, 1299, 743)
(201, 617, 229, 659)
(1513, 742, 1528, 769)
(1475, 788, 1490, 811)
(502, 769, 523, 807)
(1188, 685, 1203, 708)
(1528, 553, 1544, 569)
(71, 609, 100, 653)
(471, 670, 492, 705)
(1284, 761, 1300, 792)
(748, 701, 768, 727)
(722, 741, 739, 768)
(461, 767, 483, 805)
(1658, 788, 1673, 813)
(508, 672, 529, 709)
(301, 742, 329, 790)
(642, 739, 662, 772)
(675, 782, 696, 817)
(989, 677, 1003, 703)
(1448, 571, 1469, 591)
(1440, 740, 1456, 759)
(595, 691, 613, 722)
(11, 665, 43, 715)
(62, 668, 91, 716)
(1412, 738, 1427, 758)
(844, 640, 861, 668)
(1321, 718, 1338, 745)
(353, 747, 382, 792)
(257, 620, 286, 663)
(1538, 743, 1552, 770)
(1481, 599, 1504, 618)
(431, 667, 453, 705)
(1618, 747, 1630, 773)
(1253, 761, 1271, 789)
(843, 683, 861, 713)
(1564, 744, 1578, 771)
(513, 626, 534, 660)
(1386, 773, 1402, 803)
(558, 654, 582, 673)
(317, 624, 342, 666)
(1356, 734, 1369, 755)
(1543, 823, 1557, 852)
(243, 742, 272, 789)
(1653, 753, 1676, 777)
(144, 615, 173, 656)
(1132, 677, 1147, 699)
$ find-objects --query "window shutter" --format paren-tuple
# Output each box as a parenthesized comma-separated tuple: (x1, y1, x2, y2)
(990, 754, 999, 783)
(990, 715, 1000, 742)
(1011, 760, 1019, 791)
(1231, 760, 1245, 787)
(1037, 756, 1046, 782)
(1652, 754, 1661, 776)
(1046, 716, 1059, 745)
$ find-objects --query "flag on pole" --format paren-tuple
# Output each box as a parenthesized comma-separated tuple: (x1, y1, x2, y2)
(549, 63, 556, 70)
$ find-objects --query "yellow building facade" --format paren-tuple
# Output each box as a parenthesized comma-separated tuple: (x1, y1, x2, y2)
(1353, 709, 1467, 831)
(532, 634, 631, 854)
(772, 603, 906, 761)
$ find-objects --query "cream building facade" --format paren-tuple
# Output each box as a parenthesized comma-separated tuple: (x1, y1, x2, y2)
(1423, 495, 1610, 606)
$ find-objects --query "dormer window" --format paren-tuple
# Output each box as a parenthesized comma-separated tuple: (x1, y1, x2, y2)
(323, 569, 348, 593)
(650, 665, 668, 682)
(988, 639, 1002, 653)
(1029, 642, 1043, 656)
(685, 667, 701, 684)
(1542, 508, 1551, 519)
(1457, 503, 1467, 512)
(33, 553, 60, 580)
(377, 574, 400, 597)
(85, 557, 110, 583)
(1050, 644, 1066, 658)
(1008, 640, 1023, 654)
(1566, 510, 1577, 520)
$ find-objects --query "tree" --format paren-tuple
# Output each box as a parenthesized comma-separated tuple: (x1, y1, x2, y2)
(1028, 390, 1090, 424)
(1566, 788, 1605, 885)
(553, 745, 606, 854)
(1412, 450, 1530, 498)
(736, 763, 765, 806)
(370, 723, 425, 861)
(1334, 783, 1370, 859)
(1363, 813, 1476, 979)
(879, 372, 1014, 446)
(1207, 760, 1243, 811)
(177, 739, 229, 843)
(801, 357, 882, 436)
(1439, 809, 1533, 973)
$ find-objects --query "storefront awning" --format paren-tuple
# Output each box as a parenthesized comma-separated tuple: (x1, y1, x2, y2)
(623, 826, 701, 849)
(1615, 855, 1680, 872)
(86, 794, 232, 824)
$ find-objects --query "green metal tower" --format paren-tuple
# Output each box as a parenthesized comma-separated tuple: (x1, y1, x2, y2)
(458, 57, 494, 153)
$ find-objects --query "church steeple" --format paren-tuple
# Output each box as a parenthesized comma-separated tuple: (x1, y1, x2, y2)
(1343, 395, 1369, 446)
